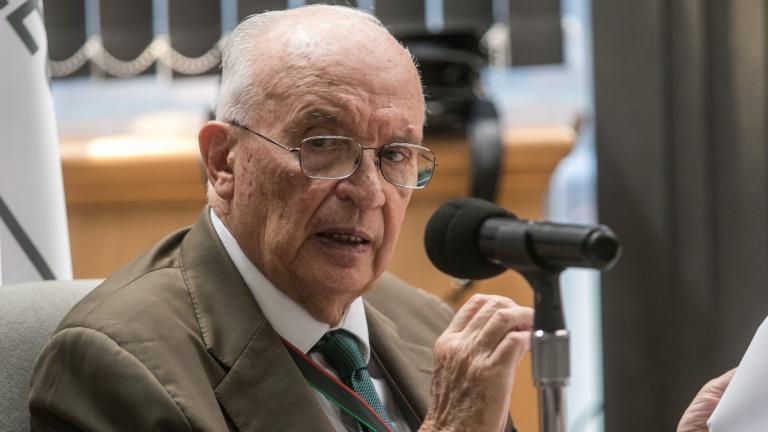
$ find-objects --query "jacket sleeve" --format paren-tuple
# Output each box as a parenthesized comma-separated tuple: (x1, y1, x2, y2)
(29, 326, 193, 432)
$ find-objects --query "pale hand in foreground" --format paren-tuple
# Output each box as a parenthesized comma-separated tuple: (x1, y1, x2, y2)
(420, 294, 534, 432)
(677, 368, 737, 432)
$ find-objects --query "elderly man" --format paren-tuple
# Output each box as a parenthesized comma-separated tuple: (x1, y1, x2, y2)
(29, 5, 731, 432)
(30, 5, 533, 432)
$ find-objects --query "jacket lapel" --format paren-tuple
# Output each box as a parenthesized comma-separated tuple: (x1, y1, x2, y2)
(213, 321, 336, 432)
(180, 209, 335, 432)
(364, 302, 434, 421)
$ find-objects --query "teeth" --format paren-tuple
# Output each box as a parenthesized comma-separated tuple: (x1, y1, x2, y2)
(325, 233, 365, 243)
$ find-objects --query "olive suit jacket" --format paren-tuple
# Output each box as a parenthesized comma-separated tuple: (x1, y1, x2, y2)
(28, 209, 456, 431)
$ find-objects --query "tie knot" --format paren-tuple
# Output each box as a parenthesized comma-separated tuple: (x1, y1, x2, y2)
(314, 330, 367, 380)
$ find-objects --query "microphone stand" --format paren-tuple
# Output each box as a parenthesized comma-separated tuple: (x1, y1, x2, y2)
(523, 270, 569, 432)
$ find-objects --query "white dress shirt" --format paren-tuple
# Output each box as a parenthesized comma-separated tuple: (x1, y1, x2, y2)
(211, 210, 412, 432)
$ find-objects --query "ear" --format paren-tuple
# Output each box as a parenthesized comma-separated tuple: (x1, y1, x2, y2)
(199, 121, 236, 201)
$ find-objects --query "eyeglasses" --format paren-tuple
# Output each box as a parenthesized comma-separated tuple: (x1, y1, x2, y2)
(228, 121, 437, 189)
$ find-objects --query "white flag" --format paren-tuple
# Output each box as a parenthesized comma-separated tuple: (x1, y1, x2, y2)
(0, 0, 72, 283)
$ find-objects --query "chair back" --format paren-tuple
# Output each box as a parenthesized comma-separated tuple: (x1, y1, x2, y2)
(0, 279, 102, 432)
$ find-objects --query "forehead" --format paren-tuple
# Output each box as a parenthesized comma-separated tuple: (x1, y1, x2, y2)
(259, 68, 424, 143)
(253, 16, 425, 136)
(282, 93, 422, 139)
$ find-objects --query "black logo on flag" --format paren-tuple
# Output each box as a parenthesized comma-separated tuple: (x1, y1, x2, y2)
(1, 0, 42, 55)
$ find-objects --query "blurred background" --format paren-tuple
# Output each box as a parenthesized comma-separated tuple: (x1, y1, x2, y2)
(1, 0, 766, 431)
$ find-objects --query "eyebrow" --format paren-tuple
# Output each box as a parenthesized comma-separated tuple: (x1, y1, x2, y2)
(287, 110, 341, 134)
(288, 108, 422, 144)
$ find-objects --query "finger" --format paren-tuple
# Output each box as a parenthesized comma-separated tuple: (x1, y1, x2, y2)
(462, 295, 520, 335)
(702, 368, 737, 398)
(445, 294, 488, 333)
(446, 294, 515, 333)
(492, 330, 532, 365)
(474, 306, 534, 353)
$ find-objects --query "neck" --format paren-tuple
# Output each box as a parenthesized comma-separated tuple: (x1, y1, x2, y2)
(282, 285, 352, 327)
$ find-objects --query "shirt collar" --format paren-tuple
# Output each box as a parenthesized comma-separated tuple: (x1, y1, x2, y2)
(209, 209, 371, 362)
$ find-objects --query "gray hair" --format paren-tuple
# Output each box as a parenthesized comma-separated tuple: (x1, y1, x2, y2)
(215, 5, 387, 126)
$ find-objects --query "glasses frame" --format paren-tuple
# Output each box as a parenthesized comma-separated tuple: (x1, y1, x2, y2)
(228, 121, 437, 189)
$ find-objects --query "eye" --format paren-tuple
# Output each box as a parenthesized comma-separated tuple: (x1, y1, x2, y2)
(305, 137, 346, 150)
(380, 146, 411, 163)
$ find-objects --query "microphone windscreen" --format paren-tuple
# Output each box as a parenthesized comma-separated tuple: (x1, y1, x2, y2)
(424, 197, 510, 280)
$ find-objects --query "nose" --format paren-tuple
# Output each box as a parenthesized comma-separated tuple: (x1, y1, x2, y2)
(335, 150, 385, 210)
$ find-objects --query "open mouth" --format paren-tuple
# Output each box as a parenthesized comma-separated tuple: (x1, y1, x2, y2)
(316, 232, 371, 246)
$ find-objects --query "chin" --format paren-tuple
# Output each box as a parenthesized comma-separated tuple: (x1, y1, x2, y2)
(311, 268, 374, 298)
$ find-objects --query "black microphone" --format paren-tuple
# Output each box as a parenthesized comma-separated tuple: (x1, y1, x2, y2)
(424, 197, 621, 279)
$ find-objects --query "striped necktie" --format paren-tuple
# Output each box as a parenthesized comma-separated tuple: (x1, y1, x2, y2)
(314, 330, 394, 432)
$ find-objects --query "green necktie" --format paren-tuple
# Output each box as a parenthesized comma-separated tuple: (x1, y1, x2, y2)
(314, 330, 395, 432)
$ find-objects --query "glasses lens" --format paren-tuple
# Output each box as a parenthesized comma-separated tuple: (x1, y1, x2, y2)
(299, 137, 360, 179)
(379, 144, 435, 188)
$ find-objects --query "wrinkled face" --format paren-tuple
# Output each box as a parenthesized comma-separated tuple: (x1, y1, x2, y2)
(225, 19, 425, 315)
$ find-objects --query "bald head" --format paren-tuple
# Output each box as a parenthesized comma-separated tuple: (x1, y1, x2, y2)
(216, 5, 424, 128)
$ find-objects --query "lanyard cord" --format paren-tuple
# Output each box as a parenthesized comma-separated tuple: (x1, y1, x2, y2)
(282, 340, 396, 432)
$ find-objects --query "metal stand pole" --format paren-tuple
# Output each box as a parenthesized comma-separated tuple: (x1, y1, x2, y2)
(532, 329, 569, 432)
(524, 271, 569, 432)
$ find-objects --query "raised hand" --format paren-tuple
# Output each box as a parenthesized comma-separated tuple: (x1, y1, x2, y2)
(421, 294, 534, 432)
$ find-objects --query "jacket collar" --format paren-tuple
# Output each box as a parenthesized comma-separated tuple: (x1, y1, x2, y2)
(180, 209, 258, 366)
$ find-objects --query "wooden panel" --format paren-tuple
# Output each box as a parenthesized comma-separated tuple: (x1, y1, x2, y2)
(61, 137, 206, 276)
(67, 201, 205, 276)
(61, 125, 573, 432)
